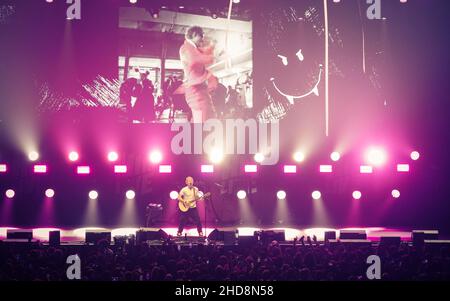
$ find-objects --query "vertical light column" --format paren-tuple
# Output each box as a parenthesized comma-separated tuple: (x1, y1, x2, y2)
(323, 0, 330, 137)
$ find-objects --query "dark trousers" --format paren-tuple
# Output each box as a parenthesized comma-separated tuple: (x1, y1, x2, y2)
(178, 207, 202, 234)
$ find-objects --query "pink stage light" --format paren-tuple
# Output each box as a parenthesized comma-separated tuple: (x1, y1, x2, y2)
(277, 190, 286, 200)
(236, 190, 247, 200)
(159, 165, 172, 173)
(33, 165, 47, 173)
(254, 153, 265, 163)
(352, 190, 362, 200)
(410, 151, 420, 161)
(208, 149, 224, 164)
(391, 189, 400, 198)
(149, 150, 162, 164)
(169, 191, 179, 200)
(397, 164, 410, 172)
(244, 164, 257, 173)
(0, 164, 6, 173)
(330, 151, 341, 162)
(283, 165, 297, 173)
(107, 151, 119, 162)
(28, 151, 39, 162)
(114, 165, 127, 173)
(125, 190, 135, 199)
(45, 189, 55, 198)
(68, 151, 79, 162)
(5, 189, 15, 199)
(77, 166, 90, 174)
(89, 190, 98, 200)
(201, 165, 214, 173)
(366, 148, 387, 166)
(319, 165, 333, 173)
(312, 190, 321, 200)
(360, 165, 373, 173)
(293, 151, 305, 162)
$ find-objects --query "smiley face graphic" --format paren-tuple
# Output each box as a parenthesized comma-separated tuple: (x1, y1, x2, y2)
(267, 21, 323, 105)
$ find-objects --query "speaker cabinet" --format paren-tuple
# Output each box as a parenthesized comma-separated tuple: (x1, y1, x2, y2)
(380, 236, 401, 246)
(258, 230, 286, 243)
(49, 230, 60, 246)
(85, 231, 111, 245)
(324, 231, 336, 242)
(136, 228, 168, 242)
(412, 230, 439, 246)
(238, 235, 257, 247)
(7, 229, 33, 241)
(208, 229, 237, 245)
(339, 230, 367, 240)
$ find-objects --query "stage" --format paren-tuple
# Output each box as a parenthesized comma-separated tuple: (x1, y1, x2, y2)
(0, 226, 437, 244)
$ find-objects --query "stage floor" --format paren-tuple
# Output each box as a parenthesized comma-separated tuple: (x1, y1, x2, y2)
(1, 226, 437, 243)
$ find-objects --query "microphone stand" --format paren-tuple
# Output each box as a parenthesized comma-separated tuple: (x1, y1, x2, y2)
(201, 181, 210, 241)
(204, 195, 207, 241)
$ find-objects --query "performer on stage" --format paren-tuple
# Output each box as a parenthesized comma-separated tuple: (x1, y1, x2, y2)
(179, 26, 217, 122)
(119, 77, 138, 115)
(133, 71, 155, 123)
(177, 176, 203, 237)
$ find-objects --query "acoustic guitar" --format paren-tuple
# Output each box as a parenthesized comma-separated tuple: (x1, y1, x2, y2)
(178, 192, 211, 212)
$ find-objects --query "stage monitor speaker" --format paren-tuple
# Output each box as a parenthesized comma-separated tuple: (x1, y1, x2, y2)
(335, 239, 371, 246)
(224, 231, 237, 246)
(49, 231, 60, 246)
(380, 236, 401, 246)
(208, 229, 237, 245)
(339, 230, 367, 240)
(259, 230, 285, 243)
(136, 228, 168, 242)
(7, 229, 33, 241)
(324, 231, 336, 242)
(238, 234, 257, 247)
(412, 230, 439, 246)
(85, 230, 111, 245)
(207, 229, 223, 241)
